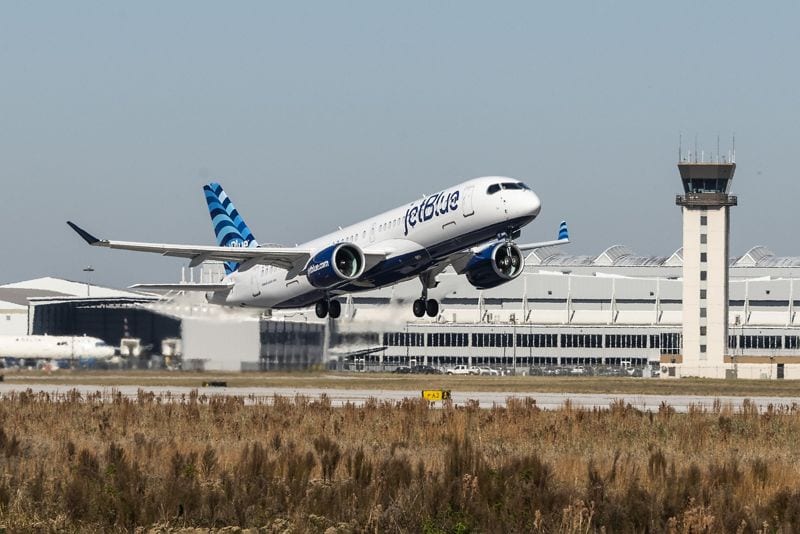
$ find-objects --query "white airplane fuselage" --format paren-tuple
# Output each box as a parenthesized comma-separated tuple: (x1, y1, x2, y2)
(0, 335, 116, 359)
(220, 176, 541, 309)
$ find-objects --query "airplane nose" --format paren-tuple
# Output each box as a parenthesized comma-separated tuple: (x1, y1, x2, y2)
(529, 191, 542, 218)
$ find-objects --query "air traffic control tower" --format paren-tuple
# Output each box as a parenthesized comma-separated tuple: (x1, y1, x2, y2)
(675, 155, 737, 377)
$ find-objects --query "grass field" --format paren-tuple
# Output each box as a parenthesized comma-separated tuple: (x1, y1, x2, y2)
(1, 389, 800, 531)
(4, 369, 800, 397)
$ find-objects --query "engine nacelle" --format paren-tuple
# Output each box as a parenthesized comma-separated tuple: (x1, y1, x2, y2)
(465, 242, 524, 289)
(306, 243, 365, 289)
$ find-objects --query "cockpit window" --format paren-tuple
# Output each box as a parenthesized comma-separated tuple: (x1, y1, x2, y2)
(501, 182, 524, 190)
(487, 184, 501, 194)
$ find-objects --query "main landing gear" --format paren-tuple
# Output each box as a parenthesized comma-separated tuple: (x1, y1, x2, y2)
(315, 298, 341, 319)
(413, 271, 439, 318)
(412, 297, 438, 318)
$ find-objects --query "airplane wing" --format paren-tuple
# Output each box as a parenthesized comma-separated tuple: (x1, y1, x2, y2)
(68, 221, 389, 276)
(129, 282, 233, 292)
(423, 221, 570, 277)
(328, 345, 387, 357)
(67, 221, 311, 271)
(516, 220, 570, 251)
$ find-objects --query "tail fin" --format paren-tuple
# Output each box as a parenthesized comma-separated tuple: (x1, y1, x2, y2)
(203, 182, 259, 274)
(558, 221, 569, 241)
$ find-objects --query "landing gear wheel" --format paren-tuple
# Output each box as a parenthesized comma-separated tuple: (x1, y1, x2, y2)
(315, 300, 329, 319)
(412, 299, 426, 318)
(328, 299, 342, 319)
(425, 298, 439, 318)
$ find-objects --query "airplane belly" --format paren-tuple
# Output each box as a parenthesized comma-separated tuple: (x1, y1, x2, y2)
(357, 239, 432, 287)
(225, 269, 319, 309)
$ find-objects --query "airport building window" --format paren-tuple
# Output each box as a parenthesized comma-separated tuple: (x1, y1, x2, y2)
(516, 333, 558, 347)
(659, 332, 682, 355)
(649, 334, 660, 348)
(700, 289, 706, 299)
(700, 252, 707, 263)
(700, 308, 707, 318)
(700, 234, 707, 244)
(471, 333, 513, 347)
(383, 332, 424, 347)
(700, 326, 707, 336)
(559, 333, 602, 348)
(700, 215, 707, 226)
(786, 336, 800, 349)
(700, 271, 707, 281)
(426, 332, 469, 347)
(332, 332, 379, 345)
(729, 336, 737, 349)
(700, 344, 706, 353)
(604, 334, 648, 349)
(738, 335, 782, 350)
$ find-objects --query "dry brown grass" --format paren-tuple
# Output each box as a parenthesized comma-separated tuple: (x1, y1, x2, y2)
(0, 391, 800, 532)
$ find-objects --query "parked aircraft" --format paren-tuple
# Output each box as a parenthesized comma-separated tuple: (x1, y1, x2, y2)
(68, 176, 568, 318)
(0, 335, 116, 360)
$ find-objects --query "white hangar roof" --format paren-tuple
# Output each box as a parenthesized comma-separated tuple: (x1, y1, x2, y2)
(0, 277, 145, 299)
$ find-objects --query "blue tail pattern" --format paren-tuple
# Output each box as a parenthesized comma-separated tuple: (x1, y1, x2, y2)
(558, 221, 569, 241)
(203, 182, 258, 274)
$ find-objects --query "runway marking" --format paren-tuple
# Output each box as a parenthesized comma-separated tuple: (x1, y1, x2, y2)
(1, 383, 798, 413)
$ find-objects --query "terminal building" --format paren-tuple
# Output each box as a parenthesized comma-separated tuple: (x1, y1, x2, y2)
(331, 245, 800, 379)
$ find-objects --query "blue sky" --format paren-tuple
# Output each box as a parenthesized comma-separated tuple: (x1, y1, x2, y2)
(2, 2, 799, 286)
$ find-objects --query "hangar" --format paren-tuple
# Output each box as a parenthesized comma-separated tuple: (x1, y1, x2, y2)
(0, 275, 325, 371)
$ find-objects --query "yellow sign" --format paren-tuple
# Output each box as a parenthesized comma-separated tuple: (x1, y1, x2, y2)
(422, 390, 451, 402)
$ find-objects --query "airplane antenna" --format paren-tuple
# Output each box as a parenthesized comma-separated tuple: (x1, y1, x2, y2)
(678, 133, 682, 161)
(732, 134, 736, 163)
(716, 134, 720, 163)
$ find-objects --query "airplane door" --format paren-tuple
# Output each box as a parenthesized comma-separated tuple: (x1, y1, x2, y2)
(370, 223, 376, 243)
(462, 186, 475, 217)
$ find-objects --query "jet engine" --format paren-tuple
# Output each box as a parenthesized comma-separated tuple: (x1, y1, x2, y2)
(306, 243, 365, 289)
(464, 242, 524, 289)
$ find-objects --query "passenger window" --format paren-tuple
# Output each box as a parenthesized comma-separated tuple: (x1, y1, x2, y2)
(487, 184, 501, 194)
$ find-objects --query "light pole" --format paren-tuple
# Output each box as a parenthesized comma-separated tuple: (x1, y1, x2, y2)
(83, 266, 95, 297)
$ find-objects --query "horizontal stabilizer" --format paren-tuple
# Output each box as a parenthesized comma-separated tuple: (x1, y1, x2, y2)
(129, 283, 233, 292)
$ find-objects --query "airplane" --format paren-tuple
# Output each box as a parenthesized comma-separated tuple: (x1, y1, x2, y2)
(67, 176, 569, 319)
(0, 335, 116, 360)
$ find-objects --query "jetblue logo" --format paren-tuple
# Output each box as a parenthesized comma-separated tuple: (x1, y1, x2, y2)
(307, 260, 330, 275)
(404, 190, 459, 236)
(226, 239, 253, 248)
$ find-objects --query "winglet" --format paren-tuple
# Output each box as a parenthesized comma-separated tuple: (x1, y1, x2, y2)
(67, 221, 101, 245)
(558, 221, 569, 242)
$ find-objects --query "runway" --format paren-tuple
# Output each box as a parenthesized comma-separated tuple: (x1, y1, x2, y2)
(1, 383, 798, 412)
